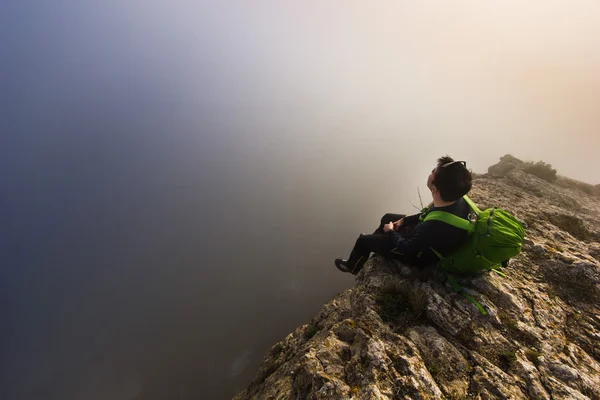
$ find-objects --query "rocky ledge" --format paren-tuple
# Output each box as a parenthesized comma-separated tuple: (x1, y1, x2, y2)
(234, 156, 600, 400)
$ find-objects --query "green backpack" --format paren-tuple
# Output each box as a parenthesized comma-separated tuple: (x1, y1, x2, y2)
(422, 196, 525, 314)
(423, 195, 525, 275)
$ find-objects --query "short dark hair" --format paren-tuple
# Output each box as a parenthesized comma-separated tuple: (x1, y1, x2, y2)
(433, 155, 472, 202)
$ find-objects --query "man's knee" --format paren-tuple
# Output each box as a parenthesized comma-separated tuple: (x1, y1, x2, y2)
(355, 234, 368, 246)
(380, 213, 396, 225)
(355, 234, 377, 250)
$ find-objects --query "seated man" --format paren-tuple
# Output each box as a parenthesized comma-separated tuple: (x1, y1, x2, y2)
(335, 156, 473, 274)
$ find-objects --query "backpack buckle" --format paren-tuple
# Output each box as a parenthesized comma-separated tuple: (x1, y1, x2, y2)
(468, 212, 478, 223)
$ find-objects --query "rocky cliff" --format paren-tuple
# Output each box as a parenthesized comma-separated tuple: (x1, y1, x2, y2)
(234, 156, 600, 400)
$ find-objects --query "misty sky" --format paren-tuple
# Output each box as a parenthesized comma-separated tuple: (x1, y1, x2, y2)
(3, 1, 599, 184)
(2, 1, 600, 400)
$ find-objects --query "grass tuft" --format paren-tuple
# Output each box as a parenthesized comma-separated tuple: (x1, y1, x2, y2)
(303, 322, 319, 340)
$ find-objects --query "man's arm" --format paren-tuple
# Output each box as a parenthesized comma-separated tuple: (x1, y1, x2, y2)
(402, 213, 422, 227)
(385, 222, 434, 258)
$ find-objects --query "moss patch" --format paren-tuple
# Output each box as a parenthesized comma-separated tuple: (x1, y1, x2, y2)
(376, 286, 428, 328)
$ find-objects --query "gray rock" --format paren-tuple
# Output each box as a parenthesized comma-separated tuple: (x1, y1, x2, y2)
(531, 245, 546, 256)
(488, 154, 524, 177)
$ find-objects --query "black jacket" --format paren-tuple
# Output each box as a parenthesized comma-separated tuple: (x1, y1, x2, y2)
(386, 198, 471, 266)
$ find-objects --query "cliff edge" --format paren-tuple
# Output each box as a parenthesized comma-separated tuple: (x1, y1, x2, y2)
(234, 156, 600, 400)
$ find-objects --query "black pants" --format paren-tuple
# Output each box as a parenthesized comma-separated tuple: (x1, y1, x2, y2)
(346, 213, 411, 274)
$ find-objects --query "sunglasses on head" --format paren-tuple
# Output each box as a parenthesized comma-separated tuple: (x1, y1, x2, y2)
(441, 160, 467, 168)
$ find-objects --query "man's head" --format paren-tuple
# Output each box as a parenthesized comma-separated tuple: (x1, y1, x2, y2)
(427, 156, 472, 202)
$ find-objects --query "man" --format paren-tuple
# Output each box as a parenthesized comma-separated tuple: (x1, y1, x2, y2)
(335, 156, 473, 274)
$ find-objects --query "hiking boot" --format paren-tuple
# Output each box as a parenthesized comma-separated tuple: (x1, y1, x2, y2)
(334, 258, 351, 273)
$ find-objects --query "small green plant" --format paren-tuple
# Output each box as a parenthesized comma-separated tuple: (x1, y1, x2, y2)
(408, 287, 428, 317)
(303, 323, 319, 340)
(498, 349, 517, 371)
(500, 313, 518, 331)
(271, 342, 284, 356)
(376, 286, 429, 329)
(377, 292, 412, 323)
(456, 327, 475, 347)
(545, 285, 558, 300)
(426, 360, 441, 377)
(523, 161, 557, 182)
(525, 348, 541, 367)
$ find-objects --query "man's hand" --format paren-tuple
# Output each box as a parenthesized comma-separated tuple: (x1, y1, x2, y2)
(393, 218, 404, 230)
(383, 221, 395, 233)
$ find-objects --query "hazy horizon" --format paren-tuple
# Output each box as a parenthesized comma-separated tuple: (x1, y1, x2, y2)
(2, 1, 599, 399)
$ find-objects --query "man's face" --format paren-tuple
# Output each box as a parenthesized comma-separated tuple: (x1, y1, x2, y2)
(427, 167, 437, 191)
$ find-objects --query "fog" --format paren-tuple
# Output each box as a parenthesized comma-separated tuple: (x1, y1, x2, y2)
(1, 1, 599, 399)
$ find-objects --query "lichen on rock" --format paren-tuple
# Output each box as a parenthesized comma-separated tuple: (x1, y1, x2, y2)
(234, 156, 600, 400)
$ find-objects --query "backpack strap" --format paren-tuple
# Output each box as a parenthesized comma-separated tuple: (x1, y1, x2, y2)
(423, 211, 475, 233)
(462, 195, 481, 214)
(460, 291, 488, 315)
(424, 196, 490, 316)
(491, 265, 507, 277)
(445, 273, 488, 315)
